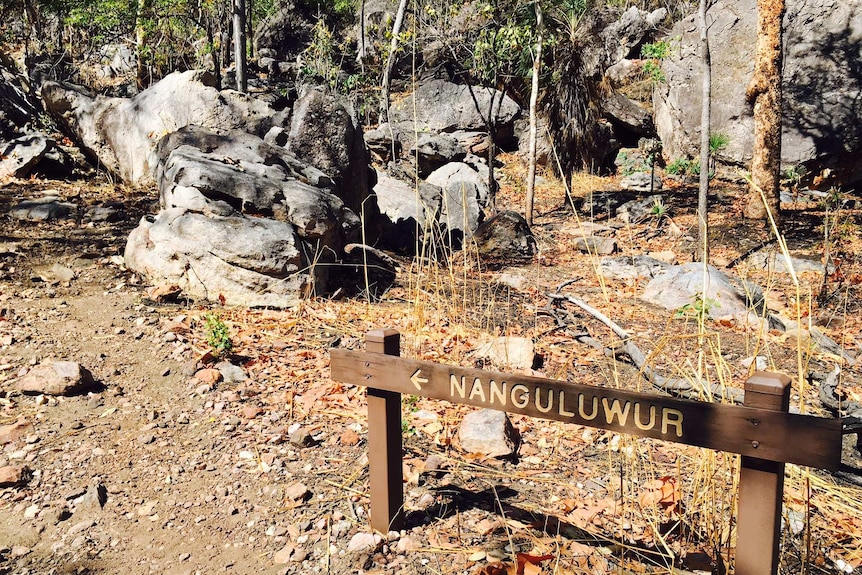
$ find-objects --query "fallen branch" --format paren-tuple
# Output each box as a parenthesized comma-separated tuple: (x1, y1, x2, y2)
(548, 284, 744, 404)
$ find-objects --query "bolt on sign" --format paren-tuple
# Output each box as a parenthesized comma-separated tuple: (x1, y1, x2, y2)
(330, 330, 843, 575)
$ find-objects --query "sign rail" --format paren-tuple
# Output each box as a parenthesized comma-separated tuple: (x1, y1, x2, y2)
(330, 329, 843, 575)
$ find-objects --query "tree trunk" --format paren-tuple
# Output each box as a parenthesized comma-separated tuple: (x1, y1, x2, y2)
(134, 0, 153, 89)
(525, 3, 543, 227)
(696, 0, 711, 261)
(378, 0, 408, 124)
(233, 0, 248, 92)
(744, 0, 785, 220)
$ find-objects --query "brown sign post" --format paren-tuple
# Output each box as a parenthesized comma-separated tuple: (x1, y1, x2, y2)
(330, 329, 842, 573)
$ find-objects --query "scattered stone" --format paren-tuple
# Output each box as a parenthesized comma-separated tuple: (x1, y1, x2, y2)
(619, 172, 662, 193)
(146, 284, 182, 302)
(746, 252, 831, 275)
(472, 210, 537, 267)
(215, 362, 247, 383)
(273, 544, 296, 564)
(493, 272, 530, 291)
(574, 235, 617, 255)
(9, 196, 77, 222)
(458, 409, 519, 458)
(284, 482, 310, 502)
(75, 480, 108, 511)
(14, 362, 96, 396)
(616, 194, 664, 223)
(339, 429, 361, 446)
(67, 518, 96, 537)
(475, 336, 538, 371)
(194, 368, 222, 385)
(600, 255, 670, 281)
(641, 263, 756, 319)
(240, 406, 263, 419)
(138, 433, 155, 445)
(289, 428, 316, 448)
(0, 419, 35, 444)
(347, 532, 383, 553)
(741, 356, 768, 371)
(10, 546, 31, 558)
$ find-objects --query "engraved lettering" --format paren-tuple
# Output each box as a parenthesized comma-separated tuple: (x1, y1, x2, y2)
(558, 391, 574, 417)
(451, 374, 466, 398)
(511, 384, 529, 408)
(578, 395, 599, 420)
(634, 403, 656, 431)
(490, 380, 506, 406)
(602, 398, 631, 426)
(535, 388, 553, 413)
(662, 408, 684, 437)
(469, 378, 486, 402)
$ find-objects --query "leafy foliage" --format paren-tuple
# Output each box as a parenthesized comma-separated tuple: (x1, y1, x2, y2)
(204, 313, 233, 357)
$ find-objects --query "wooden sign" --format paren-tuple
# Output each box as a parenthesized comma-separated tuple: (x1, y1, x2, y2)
(330, 329, 843, 575)
(330, 348, 841, 470)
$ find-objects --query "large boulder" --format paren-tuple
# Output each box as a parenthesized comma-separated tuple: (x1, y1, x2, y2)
(389, 79, 521, 145)
(654, 0, 862, 187)
(0, 133, 74, 179)
(41, 70, 279, 185)
(287, 87, 376, 224)
(0, 64, 39, 140)
(125, 125, 375, 306)
(426, 161, 491, 248)
(373, 170, 442, 253)
(125, 208, 315, 308)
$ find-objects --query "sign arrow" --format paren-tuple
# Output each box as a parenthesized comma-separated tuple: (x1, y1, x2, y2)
(410, 369, 428, 390)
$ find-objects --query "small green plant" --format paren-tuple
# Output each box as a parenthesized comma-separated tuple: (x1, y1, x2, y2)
(641, 40, 671, 83)
(666, 157, 700, 177)
(709, 132, 730, 155)
(204, 313, 233, 357)
(649, 197, 668, 219)
(674, 294, 719, 319)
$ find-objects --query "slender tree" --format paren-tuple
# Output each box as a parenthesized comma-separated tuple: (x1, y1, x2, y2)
(696, 0, 711, 261)
(379, 0, 408, 123)
(744, 0, 785, 220)
(233, 0, 247, 92)
(525, 0, 543, 226)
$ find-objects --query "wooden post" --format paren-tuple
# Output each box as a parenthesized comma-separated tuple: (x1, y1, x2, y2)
(735, 371, 791, 575)
(365, 329, 404, 533)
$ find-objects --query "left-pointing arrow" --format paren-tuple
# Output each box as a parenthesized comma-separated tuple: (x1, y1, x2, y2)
(410, 369, 428, 391)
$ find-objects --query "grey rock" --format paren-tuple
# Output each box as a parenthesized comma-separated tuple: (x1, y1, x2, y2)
(600, 255, 671, 281)
(9, 196, 77, 221)
(426, 162, 490, 246)
(389, 79, 521, 143)
(215, 362, 247, 383)
(347, 532, 382, 553)
(373, 171, 442, 253)
(287, 88, 375, 222)
(602, 6, 668, 63)
(619, 172, 662, 193)
(458, 409, 519, 458)
(474, 336, 537, 371)
(472, 210, 536, 266)
(575, 236, 617, 255)
(0, 133, 74, 179)
(0, 65, 40, 140)
(0, 465, 31, 487)
(641, 263, 754, 318)
(409, 133, 465, 177)
(616, 194, 664, 222)
(75, 480, 107, 511)
(15, 362, 96, 396)
(745, 251, 832, 275)
(42, 70, 277, 185)
(124, 208, 315, 308)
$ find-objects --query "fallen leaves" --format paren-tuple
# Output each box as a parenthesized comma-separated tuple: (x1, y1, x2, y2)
(474, 553, 555, 575)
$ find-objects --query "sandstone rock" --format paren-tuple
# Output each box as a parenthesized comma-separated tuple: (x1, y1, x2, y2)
(389, 79, 521, 144)
(9, 196, 77, 221)
(458, 409, 519, 458)
(0, 465, 31, 487)
(42, 70, 277, 185)
(600, 256, 671, 281)
(426, 162, 491, 247)
(575, 236, 618, 255)
(472, 210, 536, 266)
(15, 361, 95, 396)
(284, 482, 310, 501)
(616, 194, 664, 222)
(0, 133, 74, 179)
(409, 133, 465, 177)
(0, 419, 34, 444)
(619, 172, 662, 193)
(641, 263, 758, 318)
(124, 209, 315, 308)
(474, 336, 538, 371)
(373, 171, 441, 253)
